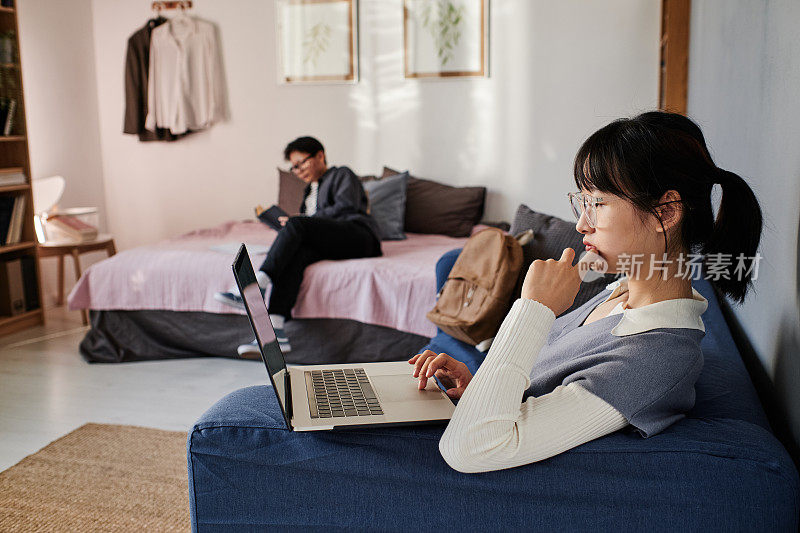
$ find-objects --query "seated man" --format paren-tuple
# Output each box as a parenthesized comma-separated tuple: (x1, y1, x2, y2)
(215, 136, 382, 353)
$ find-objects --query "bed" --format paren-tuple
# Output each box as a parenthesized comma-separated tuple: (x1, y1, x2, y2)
(68, 220, 481, 363)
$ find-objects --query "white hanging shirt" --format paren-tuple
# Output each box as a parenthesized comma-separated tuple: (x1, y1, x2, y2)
(304, 182, 319, 216)
(145, 15, 224, 134)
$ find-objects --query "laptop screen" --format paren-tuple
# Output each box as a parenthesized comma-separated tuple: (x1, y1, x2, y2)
(233, 245, 290, 424)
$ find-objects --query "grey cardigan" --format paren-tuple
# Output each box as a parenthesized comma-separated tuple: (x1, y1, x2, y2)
(523, 287, 706, 438)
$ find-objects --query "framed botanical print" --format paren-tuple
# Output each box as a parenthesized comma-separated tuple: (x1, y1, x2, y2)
(276, 0, 358, 83)
(404, 0, 488, 78)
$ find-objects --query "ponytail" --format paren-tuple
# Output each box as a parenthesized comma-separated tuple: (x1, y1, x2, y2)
(701, 168, 763, 304)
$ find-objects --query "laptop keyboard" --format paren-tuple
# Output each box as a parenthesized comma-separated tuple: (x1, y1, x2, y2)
(306, 368, 384, 418)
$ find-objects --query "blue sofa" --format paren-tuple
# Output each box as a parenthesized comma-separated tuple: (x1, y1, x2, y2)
(188, 249, 800, 531)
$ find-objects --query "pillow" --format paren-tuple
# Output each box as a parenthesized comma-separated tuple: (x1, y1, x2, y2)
(278, 169, 379, 216)
(382, 167, 485, 238)
(362, 172, 409, 240)
(509, 204, 619, 316)
(277, 168, 305, 216)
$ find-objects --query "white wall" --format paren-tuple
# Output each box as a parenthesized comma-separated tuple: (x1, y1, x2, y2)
(688, 0, 800, 437)
(17, 0, 107, 306)
(90, 0, 660, 250)
(688, 0, 800, 372)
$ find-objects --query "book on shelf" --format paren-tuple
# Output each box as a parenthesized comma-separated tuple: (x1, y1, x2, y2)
(0, 167, 25, 186)
(3, 97, 16, 136)
(5, 194, 23, 245)
(0, 194, 23, 246)
(46, 213, 98, 242)
(11, 194, 23, 242)
(0, 99, 7, 134)
(0, 257, 25, 316)
(20, 255, 38, 311)
(0, 98, 8, 134)
(0, 194, 12, 244)
(4, 194, 16, 243)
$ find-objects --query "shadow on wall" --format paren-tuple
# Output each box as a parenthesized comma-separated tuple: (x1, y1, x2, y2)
(773, 201, 800, 465)
(715, 191, 800, 470)
(774, 311, 800, 454)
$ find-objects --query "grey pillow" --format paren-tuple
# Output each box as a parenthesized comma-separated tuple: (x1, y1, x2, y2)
(509, 204, 619, 316)
(362, 172, 409, 240)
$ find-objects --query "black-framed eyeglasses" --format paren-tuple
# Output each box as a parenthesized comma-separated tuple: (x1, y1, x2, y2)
(290, 154, 315, 173)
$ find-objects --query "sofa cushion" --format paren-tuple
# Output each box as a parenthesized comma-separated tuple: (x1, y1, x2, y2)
(362, 172, 409, 240)
(189, 384, 798, 530)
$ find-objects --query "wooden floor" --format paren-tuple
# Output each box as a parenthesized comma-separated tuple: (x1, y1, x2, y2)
(0, 306, 264, 472)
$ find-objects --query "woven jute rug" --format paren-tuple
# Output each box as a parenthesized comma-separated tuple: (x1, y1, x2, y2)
(0, 423, 189, 532)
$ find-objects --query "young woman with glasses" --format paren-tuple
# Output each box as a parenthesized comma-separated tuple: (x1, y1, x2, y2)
(409, 111, 763, 473)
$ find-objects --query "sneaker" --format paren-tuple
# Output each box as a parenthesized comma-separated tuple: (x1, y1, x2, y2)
(237, 334, 291, 357)
(214, 291, 244, 309)
(237, 339, 261, 359)
(276, 330, 291, 352)
(274, 327, 289, 344)
(214, 286, 266, 310)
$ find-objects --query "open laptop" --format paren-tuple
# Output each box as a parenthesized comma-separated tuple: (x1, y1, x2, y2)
(232, 244, 455, 431)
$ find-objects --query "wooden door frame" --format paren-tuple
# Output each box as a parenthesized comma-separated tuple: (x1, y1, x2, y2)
(659, 0, 691, 114)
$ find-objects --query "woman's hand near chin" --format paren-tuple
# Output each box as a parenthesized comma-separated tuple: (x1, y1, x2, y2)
(520, 247, 582, 316)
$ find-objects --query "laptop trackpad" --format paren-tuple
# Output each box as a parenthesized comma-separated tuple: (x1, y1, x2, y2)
(371, 374, 443, 403)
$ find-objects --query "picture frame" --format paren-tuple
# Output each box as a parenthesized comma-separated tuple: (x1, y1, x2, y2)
(276, 0, 358, 84)
(403, 0, 488, 79)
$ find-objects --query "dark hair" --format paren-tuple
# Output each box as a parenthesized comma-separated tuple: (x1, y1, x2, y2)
(284, 136, 325, 161)
(573, 111, 763, 304)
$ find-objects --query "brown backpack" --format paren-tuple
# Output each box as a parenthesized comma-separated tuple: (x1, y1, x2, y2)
(426, 227, 528, 349)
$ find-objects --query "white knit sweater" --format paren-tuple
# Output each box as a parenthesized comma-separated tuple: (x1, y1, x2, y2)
(438, 299, 628, 473)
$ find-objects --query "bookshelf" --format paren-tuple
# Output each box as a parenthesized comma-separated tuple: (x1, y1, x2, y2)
(0, 1, 44, 336)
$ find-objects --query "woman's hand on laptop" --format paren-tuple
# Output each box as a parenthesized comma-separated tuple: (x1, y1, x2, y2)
(409, 350, 472, 399)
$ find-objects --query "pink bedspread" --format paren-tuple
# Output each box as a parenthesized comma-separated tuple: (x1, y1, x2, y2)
(68, 221, 477, 337)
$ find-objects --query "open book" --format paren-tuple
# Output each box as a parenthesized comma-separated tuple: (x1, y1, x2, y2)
(255, 205, 289, 232)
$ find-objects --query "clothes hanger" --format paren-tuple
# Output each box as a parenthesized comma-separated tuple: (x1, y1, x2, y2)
(171, 1, 192, 23)
(148, 3, 167, 27)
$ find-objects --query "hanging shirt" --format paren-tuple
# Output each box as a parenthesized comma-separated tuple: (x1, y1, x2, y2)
(304, 182, 319, 216)
(145, 15, 225, 135)
(123, 17, 189, 142)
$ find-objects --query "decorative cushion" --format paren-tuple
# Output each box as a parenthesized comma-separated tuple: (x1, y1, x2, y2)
(509, 204, 618, 316)
(277, 168, 305, 216)
(382, 167, 485, 238)
(362, 172, 409, 240)
(279, 169, 380, 217)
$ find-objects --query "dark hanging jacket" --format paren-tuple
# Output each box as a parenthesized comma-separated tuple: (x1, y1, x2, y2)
(123, 17, 191, 142)
(300, 166, 381, 241)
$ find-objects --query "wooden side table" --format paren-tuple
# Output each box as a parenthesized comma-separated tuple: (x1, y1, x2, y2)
(38, 234, 116, 325)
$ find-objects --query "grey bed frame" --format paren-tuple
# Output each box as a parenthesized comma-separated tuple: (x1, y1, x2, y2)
(79, 310, 430, 365)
